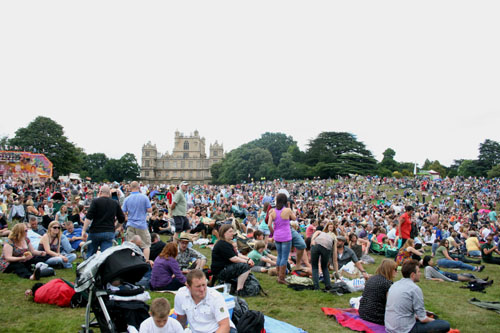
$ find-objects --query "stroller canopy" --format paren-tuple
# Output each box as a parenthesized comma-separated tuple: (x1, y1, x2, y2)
(75, 242, 148, 292)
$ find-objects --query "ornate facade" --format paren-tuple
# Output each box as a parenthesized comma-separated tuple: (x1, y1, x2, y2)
(140, 130, 224, 185)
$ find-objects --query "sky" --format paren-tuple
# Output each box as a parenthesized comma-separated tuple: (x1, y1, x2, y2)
(1, 1, 499, 168)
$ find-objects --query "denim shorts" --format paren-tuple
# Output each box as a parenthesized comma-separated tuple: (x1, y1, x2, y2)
(291, 229, 306, 250)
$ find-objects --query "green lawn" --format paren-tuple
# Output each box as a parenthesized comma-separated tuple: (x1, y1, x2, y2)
(1, 241, 500, 333)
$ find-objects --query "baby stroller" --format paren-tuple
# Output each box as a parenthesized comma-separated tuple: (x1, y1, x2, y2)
(74, 242, 150, 332)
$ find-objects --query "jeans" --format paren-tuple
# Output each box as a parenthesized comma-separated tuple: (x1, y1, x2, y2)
(437, 258, 475, 271)
(468, 250, 481, 257)
(46, 253, 77, 269)
(410, 319, 450, 333)
(88, 232, 115, 257)
(60, 235, 74, 253)
(311, 244, 332, 289)
(275, 241, 292, 267)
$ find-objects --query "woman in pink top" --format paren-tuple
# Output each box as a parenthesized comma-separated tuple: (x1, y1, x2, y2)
(269, 193, 296, 284)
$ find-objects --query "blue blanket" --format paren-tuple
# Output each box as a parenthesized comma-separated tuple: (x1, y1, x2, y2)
(264, 315, 308, 333)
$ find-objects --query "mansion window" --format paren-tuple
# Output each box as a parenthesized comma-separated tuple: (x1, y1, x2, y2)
(184, 141, 189, 150)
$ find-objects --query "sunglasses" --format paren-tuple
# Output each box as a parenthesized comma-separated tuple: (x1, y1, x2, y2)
(52, 226, 61, 230)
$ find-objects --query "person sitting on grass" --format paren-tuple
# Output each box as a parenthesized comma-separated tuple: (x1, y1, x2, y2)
(247, 240, 277, 274)
(0, 223, 47, 280)
(396, 239, 423, 266)
(359, 259, 398, 325)
(435, 239, 484, 272)
(211, 224, 254, 295)
(465, 231, 482, 258)
(176, 232, 207, 273)
(38, 221, 77, 269)
(385, 260, 451, 333)
(422, 256, 492, 284)
(139, 297, 183, 333)
(481, 235, 500, 265)
(150, 242, 186, 291)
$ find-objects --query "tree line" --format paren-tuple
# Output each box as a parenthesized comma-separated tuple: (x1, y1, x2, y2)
(3, 116, 500, 184)
(210, 132, 500, 184)
(1, 116, 140, 182)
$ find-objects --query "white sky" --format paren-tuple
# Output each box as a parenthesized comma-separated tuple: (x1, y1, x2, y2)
(1, 1, 499, 168)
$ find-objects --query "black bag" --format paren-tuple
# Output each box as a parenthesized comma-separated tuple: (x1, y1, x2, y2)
(232, 297, 249, 326)
(236, 310, 265, 333)
(240, 274, 267, 297)
(410, 222, 418, 239)
(461, 281, 486, 293)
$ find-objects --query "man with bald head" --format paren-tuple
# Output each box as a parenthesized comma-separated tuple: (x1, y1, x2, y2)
(82, 184, 126, 257)
(123, 181, 153, 262)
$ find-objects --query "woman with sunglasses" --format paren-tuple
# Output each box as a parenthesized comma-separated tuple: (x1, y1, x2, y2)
(0, 223, 47, 279)
(38, 221, 77, 269)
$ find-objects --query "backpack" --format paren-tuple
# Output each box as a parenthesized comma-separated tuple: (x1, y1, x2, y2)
(461, 281, 486, 293)
(236, 310, 265, 333)
(232, 297, 249, 326)
(240, 274, 267, 297)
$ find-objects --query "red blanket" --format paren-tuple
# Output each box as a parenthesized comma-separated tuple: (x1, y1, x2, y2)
(321, 308, 386, 333)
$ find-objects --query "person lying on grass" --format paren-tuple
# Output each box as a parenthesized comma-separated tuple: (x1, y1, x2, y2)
(422, 256, 492, 285)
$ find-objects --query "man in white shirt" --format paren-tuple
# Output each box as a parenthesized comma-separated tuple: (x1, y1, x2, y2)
(174, 269, 236, 333)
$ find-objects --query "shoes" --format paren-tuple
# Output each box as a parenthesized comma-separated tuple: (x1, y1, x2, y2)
(478, 265, 485, 272)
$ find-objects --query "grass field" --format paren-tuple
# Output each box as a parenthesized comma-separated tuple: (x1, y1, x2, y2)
(1, 239, 500, 333)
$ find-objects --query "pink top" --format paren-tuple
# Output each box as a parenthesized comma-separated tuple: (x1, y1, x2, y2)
(273, 208, 292, 242)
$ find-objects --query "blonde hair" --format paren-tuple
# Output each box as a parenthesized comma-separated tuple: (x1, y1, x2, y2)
(402, 238, 414, 249)
(8, 223, 27, 243)
(151, 298, 170, 318)
(47, 221, 62, 242)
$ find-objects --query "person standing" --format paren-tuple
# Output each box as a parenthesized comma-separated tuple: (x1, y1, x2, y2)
(269, 193, 296, 284)
(82, 185, 126, 257)
(123, 181, 153, 261)
(396, 206, 414, 246)
(170, 181, 191, 242)
(385, 260, 450, 333)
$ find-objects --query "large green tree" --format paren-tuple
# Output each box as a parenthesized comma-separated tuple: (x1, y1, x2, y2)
(305, 132, 377, 177)
(477, 139, 500, 176)
(9, 116, 83, 177)
(247, 132, 297, 166)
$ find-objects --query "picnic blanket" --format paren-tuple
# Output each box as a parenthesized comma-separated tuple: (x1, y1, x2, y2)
(321, 308, 385, 333)
(264, 315, 308, 333)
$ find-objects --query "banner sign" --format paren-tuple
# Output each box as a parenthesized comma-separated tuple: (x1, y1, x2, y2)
(0, 151, 53, 178)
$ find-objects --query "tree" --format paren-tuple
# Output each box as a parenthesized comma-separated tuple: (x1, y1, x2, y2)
(305, 132, 377, 177)
(477, 139, 500, 176)
(9, 116, 83, 177)
(457, 160, 481, 178)
(487, 165, 500, 178)
(214, 146, 274, 184)
(378, 148, 399, 173)
(247, 132, 297, 166)
(82, 153, 109, 182)
(104, 153, 140, 182)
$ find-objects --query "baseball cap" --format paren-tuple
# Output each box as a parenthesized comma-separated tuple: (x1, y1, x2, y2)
(180, 181, 189, 186)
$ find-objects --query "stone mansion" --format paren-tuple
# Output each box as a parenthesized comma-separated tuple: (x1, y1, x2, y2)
(140, 130, 224, 185)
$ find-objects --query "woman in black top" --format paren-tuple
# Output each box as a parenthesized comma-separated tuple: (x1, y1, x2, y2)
(358, 259, 398, 325)
(211, 224, 254, 294)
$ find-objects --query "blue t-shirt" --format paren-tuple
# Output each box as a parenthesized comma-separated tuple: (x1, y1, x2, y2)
(64, 228, 83, 250)
(122, 192, 152, 229)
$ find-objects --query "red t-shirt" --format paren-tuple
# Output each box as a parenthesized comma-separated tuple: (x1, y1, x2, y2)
(397, 212, 412, 239)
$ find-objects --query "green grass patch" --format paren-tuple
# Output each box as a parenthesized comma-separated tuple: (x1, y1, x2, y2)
(1, 243, 499, 332)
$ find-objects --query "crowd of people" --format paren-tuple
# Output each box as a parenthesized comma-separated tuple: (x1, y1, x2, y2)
(1, 174, 500, 332)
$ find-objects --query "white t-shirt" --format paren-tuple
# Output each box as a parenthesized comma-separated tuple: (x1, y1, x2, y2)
(174, 287, 235, 333)
(139, 317, 183, 333)
(387, 228, 397, 240)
